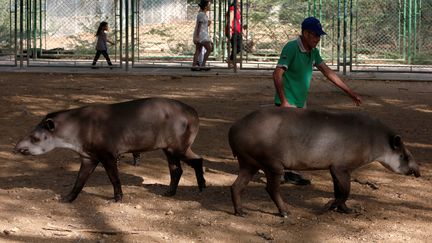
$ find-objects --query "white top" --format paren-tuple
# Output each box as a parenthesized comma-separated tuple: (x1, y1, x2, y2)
(193, 11, 210, 43)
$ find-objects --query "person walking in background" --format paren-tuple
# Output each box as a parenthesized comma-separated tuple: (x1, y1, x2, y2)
(225, 0, 242, 69)
(91, 21, 114, 69)
(273, 16, 362, 185)
(192, 0, 213, 71)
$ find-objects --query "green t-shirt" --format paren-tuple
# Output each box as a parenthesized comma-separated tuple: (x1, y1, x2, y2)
(274, 37, 323, 108)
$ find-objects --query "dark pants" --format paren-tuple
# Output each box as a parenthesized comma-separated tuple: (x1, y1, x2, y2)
(92, 50, 112, 65)
(229, 33, 242, 61)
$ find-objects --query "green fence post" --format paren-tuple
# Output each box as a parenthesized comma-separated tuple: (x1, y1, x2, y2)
(342, 0, 347, 74)
(337, 0, 341, 71)
(408, 0, 412, 64)
(403, 0, 407, 61)
(413, 0, 417, 59)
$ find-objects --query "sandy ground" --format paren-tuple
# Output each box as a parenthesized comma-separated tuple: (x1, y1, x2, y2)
(0, 71, 431, 243)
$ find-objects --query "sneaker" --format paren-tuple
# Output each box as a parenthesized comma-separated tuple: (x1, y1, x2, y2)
(283, 171, 311, 185)
(191, 66, 201, 71)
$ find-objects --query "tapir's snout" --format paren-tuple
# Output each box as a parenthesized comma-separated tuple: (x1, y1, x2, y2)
(410, 167, 421, 177)
(407, 162, 420, 177)
(14, 147, 31, 155)
(13, 143, 31, 156)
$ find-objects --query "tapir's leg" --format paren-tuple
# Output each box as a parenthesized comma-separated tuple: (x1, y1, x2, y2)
(181, 147, 206, 192)
(231, 158, 259, 217)
(62, 157, 99, 202)
(264, 170, 289, 217)
(100, 156, 123, 202)
(163, 149, 183, 196)
(132, 152, 141, 166)
(328, 165, 352, 213)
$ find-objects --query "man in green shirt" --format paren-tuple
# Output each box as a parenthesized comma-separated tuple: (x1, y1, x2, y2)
(273, 17, 362, 185)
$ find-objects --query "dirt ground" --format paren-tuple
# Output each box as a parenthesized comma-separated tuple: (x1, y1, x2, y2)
(0, 71, 431, 243)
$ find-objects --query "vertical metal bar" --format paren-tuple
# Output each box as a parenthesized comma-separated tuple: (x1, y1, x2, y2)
(403, 0, 407, 60)
(331, 0, 335, 66)
(218, 0, 221, 61)
(120, 0, 123, 68)
(418, 0, 421, 52)
(349, 0, 353, 72)
(39, 0, 42, 52)
(398, 0, 401, 53)
(318, 0, 322, 50)
(408, 0, 412, 64)
(413, 0, 417, 58)
(43, 0, 46, 50)
(354, 0, 359, 67)
(32, 0, 36, 59)
(336, 0, 340, 71)
(239, 0, 243, 69)
(131, 0, 134, 66)
(313, 0, 316, 16)
(136, 0, 140, 62)
(125, 0, 129, 71)
(20, 0, 24, 68)
(26, 0, 30, 65)
(14, 0, 18, 66)
(342, 0, 347, 74)
(245, 0, 249, 63)
(8, 0, 10, 61)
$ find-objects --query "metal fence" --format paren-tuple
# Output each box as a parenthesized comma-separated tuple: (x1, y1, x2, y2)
(0, 0, 430, 72)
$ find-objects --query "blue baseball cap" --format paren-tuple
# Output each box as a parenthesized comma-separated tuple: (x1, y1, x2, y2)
(301, 17, 326, 36)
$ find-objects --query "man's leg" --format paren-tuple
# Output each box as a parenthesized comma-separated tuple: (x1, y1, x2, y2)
(274, 103, 311, 186)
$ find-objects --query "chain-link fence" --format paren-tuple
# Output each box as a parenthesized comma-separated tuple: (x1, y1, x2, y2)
(0, 0, 15, 65)
(133, 0, 196, 65)
(352, 0, 432, 71)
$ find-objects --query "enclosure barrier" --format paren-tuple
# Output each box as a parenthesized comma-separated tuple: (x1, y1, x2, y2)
(0, 0, 430, 73)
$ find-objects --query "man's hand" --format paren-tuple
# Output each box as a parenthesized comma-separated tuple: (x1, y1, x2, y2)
(350, 92, 362, 106)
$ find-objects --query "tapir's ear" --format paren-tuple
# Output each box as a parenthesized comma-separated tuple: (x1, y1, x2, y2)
(45, 118, 55, 131)
(390, 135, 402, 150)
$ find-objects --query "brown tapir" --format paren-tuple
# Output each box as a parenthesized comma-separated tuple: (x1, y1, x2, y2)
(14, 97, 205, 202)
(229, 108, 420, 217)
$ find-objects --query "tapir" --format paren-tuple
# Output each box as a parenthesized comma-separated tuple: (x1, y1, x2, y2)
(14, 97, 206, 202)
(228, 108, 420, 217)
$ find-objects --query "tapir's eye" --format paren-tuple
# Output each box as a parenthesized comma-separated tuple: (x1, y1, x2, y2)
(30, 136, 40, 143)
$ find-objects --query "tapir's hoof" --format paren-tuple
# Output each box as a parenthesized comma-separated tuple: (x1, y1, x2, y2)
(114, 193, 123, 202)
(325, 200, 353, 214)
(234, 209, 247, 217)
(336, 205, 354, 214)
(164, 190, 176, 197)
(198, 180, 207, 192)
(60, 194, 76, 203)
(279, 211, 289, 218)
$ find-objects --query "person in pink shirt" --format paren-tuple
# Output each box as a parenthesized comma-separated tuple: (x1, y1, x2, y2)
(225, 0, 242, 69)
